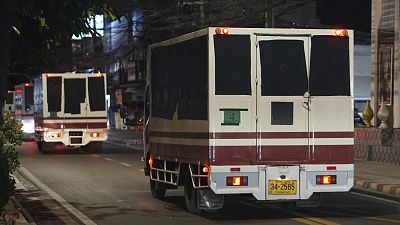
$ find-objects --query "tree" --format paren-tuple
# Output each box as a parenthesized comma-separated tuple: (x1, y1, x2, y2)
(0, 0, 122, 120)
(0, 0, 13, 124)
(0, 0, 124, 214)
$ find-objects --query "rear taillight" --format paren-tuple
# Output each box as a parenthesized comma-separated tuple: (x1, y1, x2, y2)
(201, 165, 210, 174)
(316, 175, 337, 185)
(227, 176, 248, 186)
(148, 157, 153, 169)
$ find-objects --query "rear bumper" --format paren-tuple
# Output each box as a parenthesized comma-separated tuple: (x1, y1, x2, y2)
(209, 164, 354, 201)
(36, 129, 108, 146)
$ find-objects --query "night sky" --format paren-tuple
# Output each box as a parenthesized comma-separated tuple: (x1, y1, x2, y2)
(316, 0, 371, 33)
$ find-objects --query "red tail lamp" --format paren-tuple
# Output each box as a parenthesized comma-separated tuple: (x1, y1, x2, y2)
(316, 175, 337, 185)
(227, 176, 248, 186)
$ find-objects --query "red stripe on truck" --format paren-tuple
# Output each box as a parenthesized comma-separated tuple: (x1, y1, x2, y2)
(42, 123, 107, 129)
(42, 117, 107, 120)
(149, 142, 353, 165)
(149, 131, 353, 139)
(150, 142, 209, 165)
(211, 145, 353, 165)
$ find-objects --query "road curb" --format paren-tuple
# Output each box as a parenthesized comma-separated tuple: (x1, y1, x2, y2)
(107, 136, 143, 145)
(354, 178, 400, 201)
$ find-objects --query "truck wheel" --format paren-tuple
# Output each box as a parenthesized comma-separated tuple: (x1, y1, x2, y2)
(42, 142, 54, 153)
(184, 173, 201, 214)
(150, 179, 166, 199)
(36, 141, 43, 151)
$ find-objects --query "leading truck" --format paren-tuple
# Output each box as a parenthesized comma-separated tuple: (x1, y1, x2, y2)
(15, 83, 35, 140)
(144, 27, 354, 213)
(34, 72, 108, 153)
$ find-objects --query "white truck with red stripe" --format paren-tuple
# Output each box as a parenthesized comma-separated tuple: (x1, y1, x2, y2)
(34, 72, 108, 153)
(15, 83, 35, 140)
(144, 27, 354, 213)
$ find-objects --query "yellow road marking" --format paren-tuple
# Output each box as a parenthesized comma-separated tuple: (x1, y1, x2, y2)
(239, 201, 337, 225)
(291, 217, 323, 225)
(267, 205, 341, 225)
(103, 157, 115, 162)
(314, 208, 400, 224)
(365, 217, 400, 224)
(119, 162, 132, 167)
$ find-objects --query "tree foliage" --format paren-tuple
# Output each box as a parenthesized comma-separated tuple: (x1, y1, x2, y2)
(0, 113, 22, 211)
(10, 0, 121, 75)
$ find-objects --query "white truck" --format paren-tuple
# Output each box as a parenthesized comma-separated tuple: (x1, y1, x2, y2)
(34, 72, 108, 153)
(15, 83, 35, 140)
(144, 27, 354, 213)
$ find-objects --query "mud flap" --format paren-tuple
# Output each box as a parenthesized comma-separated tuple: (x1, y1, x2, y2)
(197, 189, 224, 210)
(295, 193, 321, 208)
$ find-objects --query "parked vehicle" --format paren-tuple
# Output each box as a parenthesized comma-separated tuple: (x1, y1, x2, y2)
(15, 83, 35, 140)
(34, 72, 108, 153)
(143, 27, 354, 213)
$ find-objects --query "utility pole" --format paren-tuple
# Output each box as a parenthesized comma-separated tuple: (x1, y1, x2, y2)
(199, 0, 205, 28)
(179, 0, 206, 29)
(265, 0, 274, 28)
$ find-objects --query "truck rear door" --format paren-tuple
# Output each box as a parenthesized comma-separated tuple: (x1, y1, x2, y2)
(64, 77, 87, 144)
(256, 33, 353, 165)
(211, 33, 257, 165)
(308, 35, 353, 164)
(86, 75, 107, 126)
(256, 35, 311, 164)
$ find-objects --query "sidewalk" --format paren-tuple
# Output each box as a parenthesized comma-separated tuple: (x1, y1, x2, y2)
(354, 160, 400, 199)
(107, 129, 400, 200)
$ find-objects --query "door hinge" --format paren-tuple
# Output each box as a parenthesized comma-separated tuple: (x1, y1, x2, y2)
(255, 78, 258, 85)
(255, 115, 258, 121)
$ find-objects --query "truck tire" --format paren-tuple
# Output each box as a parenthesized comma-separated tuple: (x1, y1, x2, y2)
(42, 142, 54, 153)
(184, 172, 201, 214)
(150, 179, 166, 199)
(36, 141, 43, 151)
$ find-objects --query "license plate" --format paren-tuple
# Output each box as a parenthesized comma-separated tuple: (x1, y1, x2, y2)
(268, 180, 297, 195)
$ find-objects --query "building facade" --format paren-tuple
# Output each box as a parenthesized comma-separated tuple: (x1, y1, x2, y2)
(371, 0, 400, 128)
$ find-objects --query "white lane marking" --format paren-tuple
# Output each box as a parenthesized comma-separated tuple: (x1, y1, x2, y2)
(91, 154, 100, 158)
(103, 157, 115, 162)
(119, 162, 132, 167)
(138, 169, 144, 172)
(20, 167, 97, 225)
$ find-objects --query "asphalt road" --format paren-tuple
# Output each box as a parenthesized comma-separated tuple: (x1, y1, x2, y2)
(15, 141, 400, 225)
